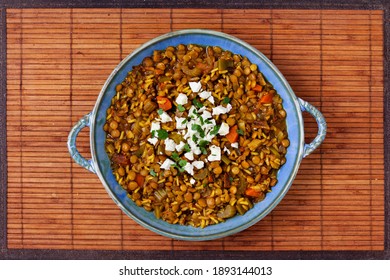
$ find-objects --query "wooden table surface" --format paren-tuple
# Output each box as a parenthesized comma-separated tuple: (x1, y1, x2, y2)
(1, 0, 388, 259)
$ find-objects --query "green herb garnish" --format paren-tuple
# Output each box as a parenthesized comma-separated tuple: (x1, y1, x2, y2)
(191, 124, 205, 138)
(149, 169, 157, 177)
(192, 134, 199, 143)
(237, 128, 244, 136)
(171, 152, 180, 162)
(198, 140, 209, 148)
(222, 96, 231, 104)
(192, 98, 204, 109)
(157, 108, 164, 115)
(156, 129, 169, 140)
(177, 104, 186, 112)
(178, 159, 188, 167)
(183, 143, 191, 152)
(210, 125, 220, 136)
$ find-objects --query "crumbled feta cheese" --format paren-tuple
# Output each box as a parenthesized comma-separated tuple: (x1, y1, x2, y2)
(223, 146, 231, 155)
(159, 111, 173, 123)
(184, 151, 194, 161)
(147, 137, 158, 145)
(187, 138, 201, 155)
(199, 90, 211, 100)
(201, 110, 212, 120)
(150, 121, 161, 131)
(160, 158, 175, 170)
(218, 122, 230, 136)
(188, 105, 197, 117)
(207, 95, 215, 104)
(164, 138, 176, 152)
(192, 161, 204, 169)
(175, 93, 188, 105)
(175, 141, 186, 152)
(175, 116, 187, 130)
(184, 162, 194, 175)
(190, 178, 196, 185)
(189, 81, 202, 93)
(212, 104, 232, 116)
(231, 142, 239, 149)
(208, 145, 221, 162)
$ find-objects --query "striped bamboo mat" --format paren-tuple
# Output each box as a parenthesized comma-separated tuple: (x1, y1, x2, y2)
(6, 9, 384, 251)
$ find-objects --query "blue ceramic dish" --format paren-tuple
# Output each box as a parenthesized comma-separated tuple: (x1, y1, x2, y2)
(68, 29, 326, 241)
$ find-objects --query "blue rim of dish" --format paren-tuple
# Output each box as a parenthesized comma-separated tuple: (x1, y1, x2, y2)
(90, 29, 304, 241)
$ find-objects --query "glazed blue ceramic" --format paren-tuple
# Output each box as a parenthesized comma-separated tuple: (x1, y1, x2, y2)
(68, 29, 326, 241)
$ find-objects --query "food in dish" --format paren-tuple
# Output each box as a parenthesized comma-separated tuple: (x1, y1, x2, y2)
(104, 44, 289, 228)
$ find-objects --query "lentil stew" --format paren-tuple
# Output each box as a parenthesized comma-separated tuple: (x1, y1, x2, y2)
(104, 44, 289, 228)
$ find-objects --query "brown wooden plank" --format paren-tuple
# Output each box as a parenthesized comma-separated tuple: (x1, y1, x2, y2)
(6, 8, 384, 252)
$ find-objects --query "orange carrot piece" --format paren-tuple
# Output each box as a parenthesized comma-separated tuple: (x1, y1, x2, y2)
(156, 96, 172, 111)
(135, 174, 145, 187)
(226, 125, 239, 143)
(259, 92, 274, 104)
(252, 84, 263, 92)
(245, 188, 262, 198)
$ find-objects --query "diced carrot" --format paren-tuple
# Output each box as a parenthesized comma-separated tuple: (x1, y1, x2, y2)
(156, 96, 172, 111)
(208, 175, 214, 183)
(252, 84, 263, 92)
(245, 188, 262, 198)
(226, 125, 239, 143)
(135, 174, 145, 187)
(259, 92, 274, 104)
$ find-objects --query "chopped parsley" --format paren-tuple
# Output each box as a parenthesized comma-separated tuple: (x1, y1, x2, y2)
(192, 98, 204, 109)
(191, 124, 205, 138)
(192, 134, 199, 143)
(149, 169, 157, 177)
(210, 125, 220, 136)
(198, 140, 209, 148)
(156, 129, 169, 140)
(183, 143, 191, 152)
(222, 96, 231, 104)
(157, 108, 164, 115)
(171, 152, 180, 162)
(177, 104, 186, 112)
(178, 159, 188, 167)
(237, 128, 244, 136)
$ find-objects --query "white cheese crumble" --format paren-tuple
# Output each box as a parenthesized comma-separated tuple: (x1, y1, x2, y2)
(212, 104, 232, 116)
(207, 95, 215, 104)
(208, 145, 221, 162)
(192, 161, 204, 169)
(160, 158, 175, 170)
(184, 162, 194, 175)
(175, 93, 188, 105)
(175, 141, 186, 152)
(150, 121, 161, 131)
(190, 178, 196, 185)
(199, 90, 212, 100)
(164, 138, 176, 152)
(231, 142, 239, 149)
(218, 122, 230, 136)
(159, 111, 173, 123)
(184, 151, 194, 161)
(147, 137, 158, 145)
(189, 81, 202, 93)
(175, 116, 187, 130)
(223, 146, 231, 155)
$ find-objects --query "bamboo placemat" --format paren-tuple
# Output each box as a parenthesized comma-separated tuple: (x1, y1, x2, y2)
(6, 8, 384, 251)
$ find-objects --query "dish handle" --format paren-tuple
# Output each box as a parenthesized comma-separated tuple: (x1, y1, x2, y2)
(67, 112, 96, 173)
(298, 98, 327, 158)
